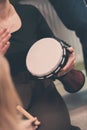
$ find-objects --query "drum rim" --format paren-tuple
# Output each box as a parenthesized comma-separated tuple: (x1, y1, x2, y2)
(35, 44, 66, 79)
(26, 38, 67, 79)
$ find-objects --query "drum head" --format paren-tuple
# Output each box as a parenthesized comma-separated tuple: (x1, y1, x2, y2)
(26, 38, 63, 77)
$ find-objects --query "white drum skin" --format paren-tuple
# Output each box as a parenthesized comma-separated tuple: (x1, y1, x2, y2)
(26, 38, 66, 79)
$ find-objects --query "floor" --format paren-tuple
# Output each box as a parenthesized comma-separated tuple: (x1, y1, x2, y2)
(54, 70, 87, 130)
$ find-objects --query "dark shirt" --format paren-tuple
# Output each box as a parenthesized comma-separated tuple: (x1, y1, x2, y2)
(5, 3, 54, 76)
(5, 4, 78, 130)
(49, 0, 87, 72)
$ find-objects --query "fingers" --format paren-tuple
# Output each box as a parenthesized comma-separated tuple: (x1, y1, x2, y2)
(0, 41, 10, 55)
(57, 47, 76, 77)
(67, 46, 74, 53)
(22, 119, 39, 130)
(29, 117, 38, 124)
(0, 28, 11, 55)
(30, 117, 40, 126)
(29, 117, 40, 130)
(16, 105, 41, 126)
(61, 56, 76, 71)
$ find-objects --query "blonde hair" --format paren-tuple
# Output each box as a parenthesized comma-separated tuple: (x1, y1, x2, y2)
(0, 55, 22, 130)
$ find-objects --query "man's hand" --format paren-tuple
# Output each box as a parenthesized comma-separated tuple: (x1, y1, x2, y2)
(57, 47, 76, 77)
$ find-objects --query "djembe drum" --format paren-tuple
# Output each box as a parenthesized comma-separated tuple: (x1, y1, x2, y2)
(26, 38, 85, 93)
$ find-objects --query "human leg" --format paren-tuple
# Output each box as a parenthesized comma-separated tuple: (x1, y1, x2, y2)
(28, 81, 81, 130)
